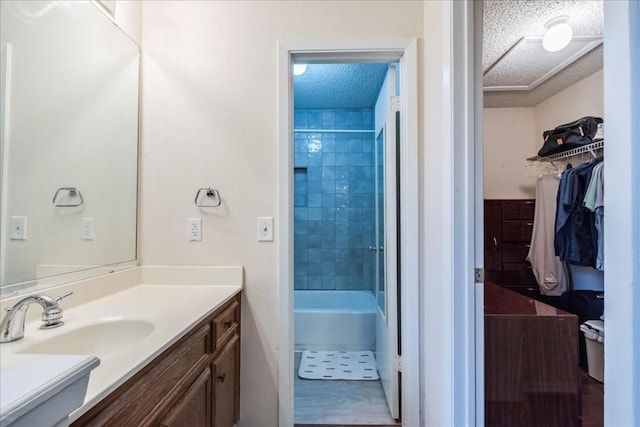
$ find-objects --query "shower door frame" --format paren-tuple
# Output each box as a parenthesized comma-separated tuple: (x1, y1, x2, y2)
(278, 39, 420, 426)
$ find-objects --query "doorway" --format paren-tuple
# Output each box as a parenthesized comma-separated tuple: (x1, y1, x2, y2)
(278, 40, 420, 427)
(480, 1, 606, 425)
(291, 62, 401, 425)
(292, 61, 397, 425)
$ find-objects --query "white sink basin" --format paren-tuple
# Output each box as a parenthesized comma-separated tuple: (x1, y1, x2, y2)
(18, 319, 154, 359)
(0, 354, 99, 427)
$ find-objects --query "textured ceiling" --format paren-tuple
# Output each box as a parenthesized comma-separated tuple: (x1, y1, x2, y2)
(483, 0, 603, 108)
(293, 63, 388, 109)
(293, 1, 603, 110)
(484, 36, 602, 90)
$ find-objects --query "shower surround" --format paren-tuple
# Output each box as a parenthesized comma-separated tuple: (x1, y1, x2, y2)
(293, 108, 375, 292)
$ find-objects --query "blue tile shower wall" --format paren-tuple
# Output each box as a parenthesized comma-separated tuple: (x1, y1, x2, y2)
(294, 108, 375, 291)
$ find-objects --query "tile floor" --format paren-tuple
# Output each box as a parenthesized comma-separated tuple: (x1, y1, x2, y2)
(294, 352, 399, 425)
(294, 354, 603, 427)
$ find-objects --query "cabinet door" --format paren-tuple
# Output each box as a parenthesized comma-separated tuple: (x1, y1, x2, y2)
(160, 368, 212, 427)
(213, 334, 239, 427)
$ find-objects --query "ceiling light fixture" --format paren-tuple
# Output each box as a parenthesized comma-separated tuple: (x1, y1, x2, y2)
(293, 64, 308, 76)
(542, 15, 573, 52)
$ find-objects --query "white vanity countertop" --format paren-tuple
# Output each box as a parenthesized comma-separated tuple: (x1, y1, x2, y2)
(0, 265, 244, 423)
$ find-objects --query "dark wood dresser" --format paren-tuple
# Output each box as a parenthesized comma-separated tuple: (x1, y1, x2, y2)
(484, 199, 539, 299)
(485, 283, 580, 427)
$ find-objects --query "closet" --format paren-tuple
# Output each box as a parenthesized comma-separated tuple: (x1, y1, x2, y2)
(526, 140, 604, 289)
(485, 140, 605, 299)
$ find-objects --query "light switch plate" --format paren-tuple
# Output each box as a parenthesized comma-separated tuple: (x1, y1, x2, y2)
(257, 217, 273, 242)
(81, 218, 95, 240)
(10, 216, 27, 240)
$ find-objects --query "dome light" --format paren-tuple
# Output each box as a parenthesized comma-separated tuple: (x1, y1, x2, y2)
(542, 16, 573, 52)
(293, 64, 308, 76)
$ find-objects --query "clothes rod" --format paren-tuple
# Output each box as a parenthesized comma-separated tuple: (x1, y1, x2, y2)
(293, 128, 375, 134)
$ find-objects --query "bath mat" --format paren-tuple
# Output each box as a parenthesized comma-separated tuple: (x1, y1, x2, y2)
(298, 350, 379, 380)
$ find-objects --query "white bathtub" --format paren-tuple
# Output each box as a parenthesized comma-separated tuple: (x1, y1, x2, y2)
(294, 290, 376, 351)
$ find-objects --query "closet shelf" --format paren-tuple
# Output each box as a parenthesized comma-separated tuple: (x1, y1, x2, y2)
(526, 140, 603, 162)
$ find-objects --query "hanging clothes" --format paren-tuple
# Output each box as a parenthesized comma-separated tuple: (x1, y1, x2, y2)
(555, 158, 603, 267)
(583, 162, 604, 270)
(527, 176, 569, 296)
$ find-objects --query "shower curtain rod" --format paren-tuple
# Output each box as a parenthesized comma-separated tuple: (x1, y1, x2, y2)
(293, 128, 375, 134)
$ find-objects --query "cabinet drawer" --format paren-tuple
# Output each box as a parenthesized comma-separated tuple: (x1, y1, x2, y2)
(502, 220, 534, 242)
(502, 242, 531, 263)
(501, 200, 535, 219)
(214, 298, 239, 347)
(502, 263, 537, 285)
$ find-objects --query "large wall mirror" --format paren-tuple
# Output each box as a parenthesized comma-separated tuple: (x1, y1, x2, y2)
(0, 1, 139, 294)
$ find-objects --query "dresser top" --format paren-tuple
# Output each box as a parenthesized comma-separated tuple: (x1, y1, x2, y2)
(485, 283, 574, 317)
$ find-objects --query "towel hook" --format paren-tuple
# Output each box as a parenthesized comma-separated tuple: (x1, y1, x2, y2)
(52, 187, 84, 207)
(195, 187, 222, 207)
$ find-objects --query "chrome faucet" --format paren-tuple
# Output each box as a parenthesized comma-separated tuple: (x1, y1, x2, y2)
(0, 291, 73, 343)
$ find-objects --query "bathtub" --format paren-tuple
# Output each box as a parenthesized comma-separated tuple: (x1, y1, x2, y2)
(294, 290, 376, 351)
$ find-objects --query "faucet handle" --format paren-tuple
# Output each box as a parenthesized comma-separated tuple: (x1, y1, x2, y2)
(39, 292, 72, 329)
(55, 291, 73, 303)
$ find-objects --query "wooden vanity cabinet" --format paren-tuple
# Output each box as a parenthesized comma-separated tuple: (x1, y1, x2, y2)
(72, 293, 241, 427)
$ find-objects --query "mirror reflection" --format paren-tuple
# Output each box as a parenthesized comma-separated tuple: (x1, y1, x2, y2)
(0, 1, 139, 291)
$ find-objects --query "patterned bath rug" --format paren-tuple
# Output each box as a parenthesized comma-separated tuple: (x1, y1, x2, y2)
(298, 350, 379, 380)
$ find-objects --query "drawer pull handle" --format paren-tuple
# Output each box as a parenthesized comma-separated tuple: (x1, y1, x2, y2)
(493, 237, 498, 249)
(527, 222, 533, 226)
(524, 244, 531, 248)
(217, 373, 226, 383)
(223, 321, 233, 329)
(525, 201, 534, 205)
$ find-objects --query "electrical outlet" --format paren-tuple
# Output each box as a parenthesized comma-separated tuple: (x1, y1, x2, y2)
(257, 217, 273, 242)
(10, 216, 27, 240)
(81, 218, 95, 240)
(189, 218, 202, 241)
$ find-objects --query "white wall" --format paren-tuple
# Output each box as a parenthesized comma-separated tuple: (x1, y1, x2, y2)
(483, 70, 604, 200)
(113, 0, 142, 45)
(483, 107, 536, 199)
(535, 70, 604, 143)
(139, 2, 423, 425)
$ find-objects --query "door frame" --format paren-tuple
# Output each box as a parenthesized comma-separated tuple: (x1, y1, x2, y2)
(420, 1, 479, 425)
(473, 1, 485, 425)
(602, 1, 640, 425)
(277, 38, 420, 427)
